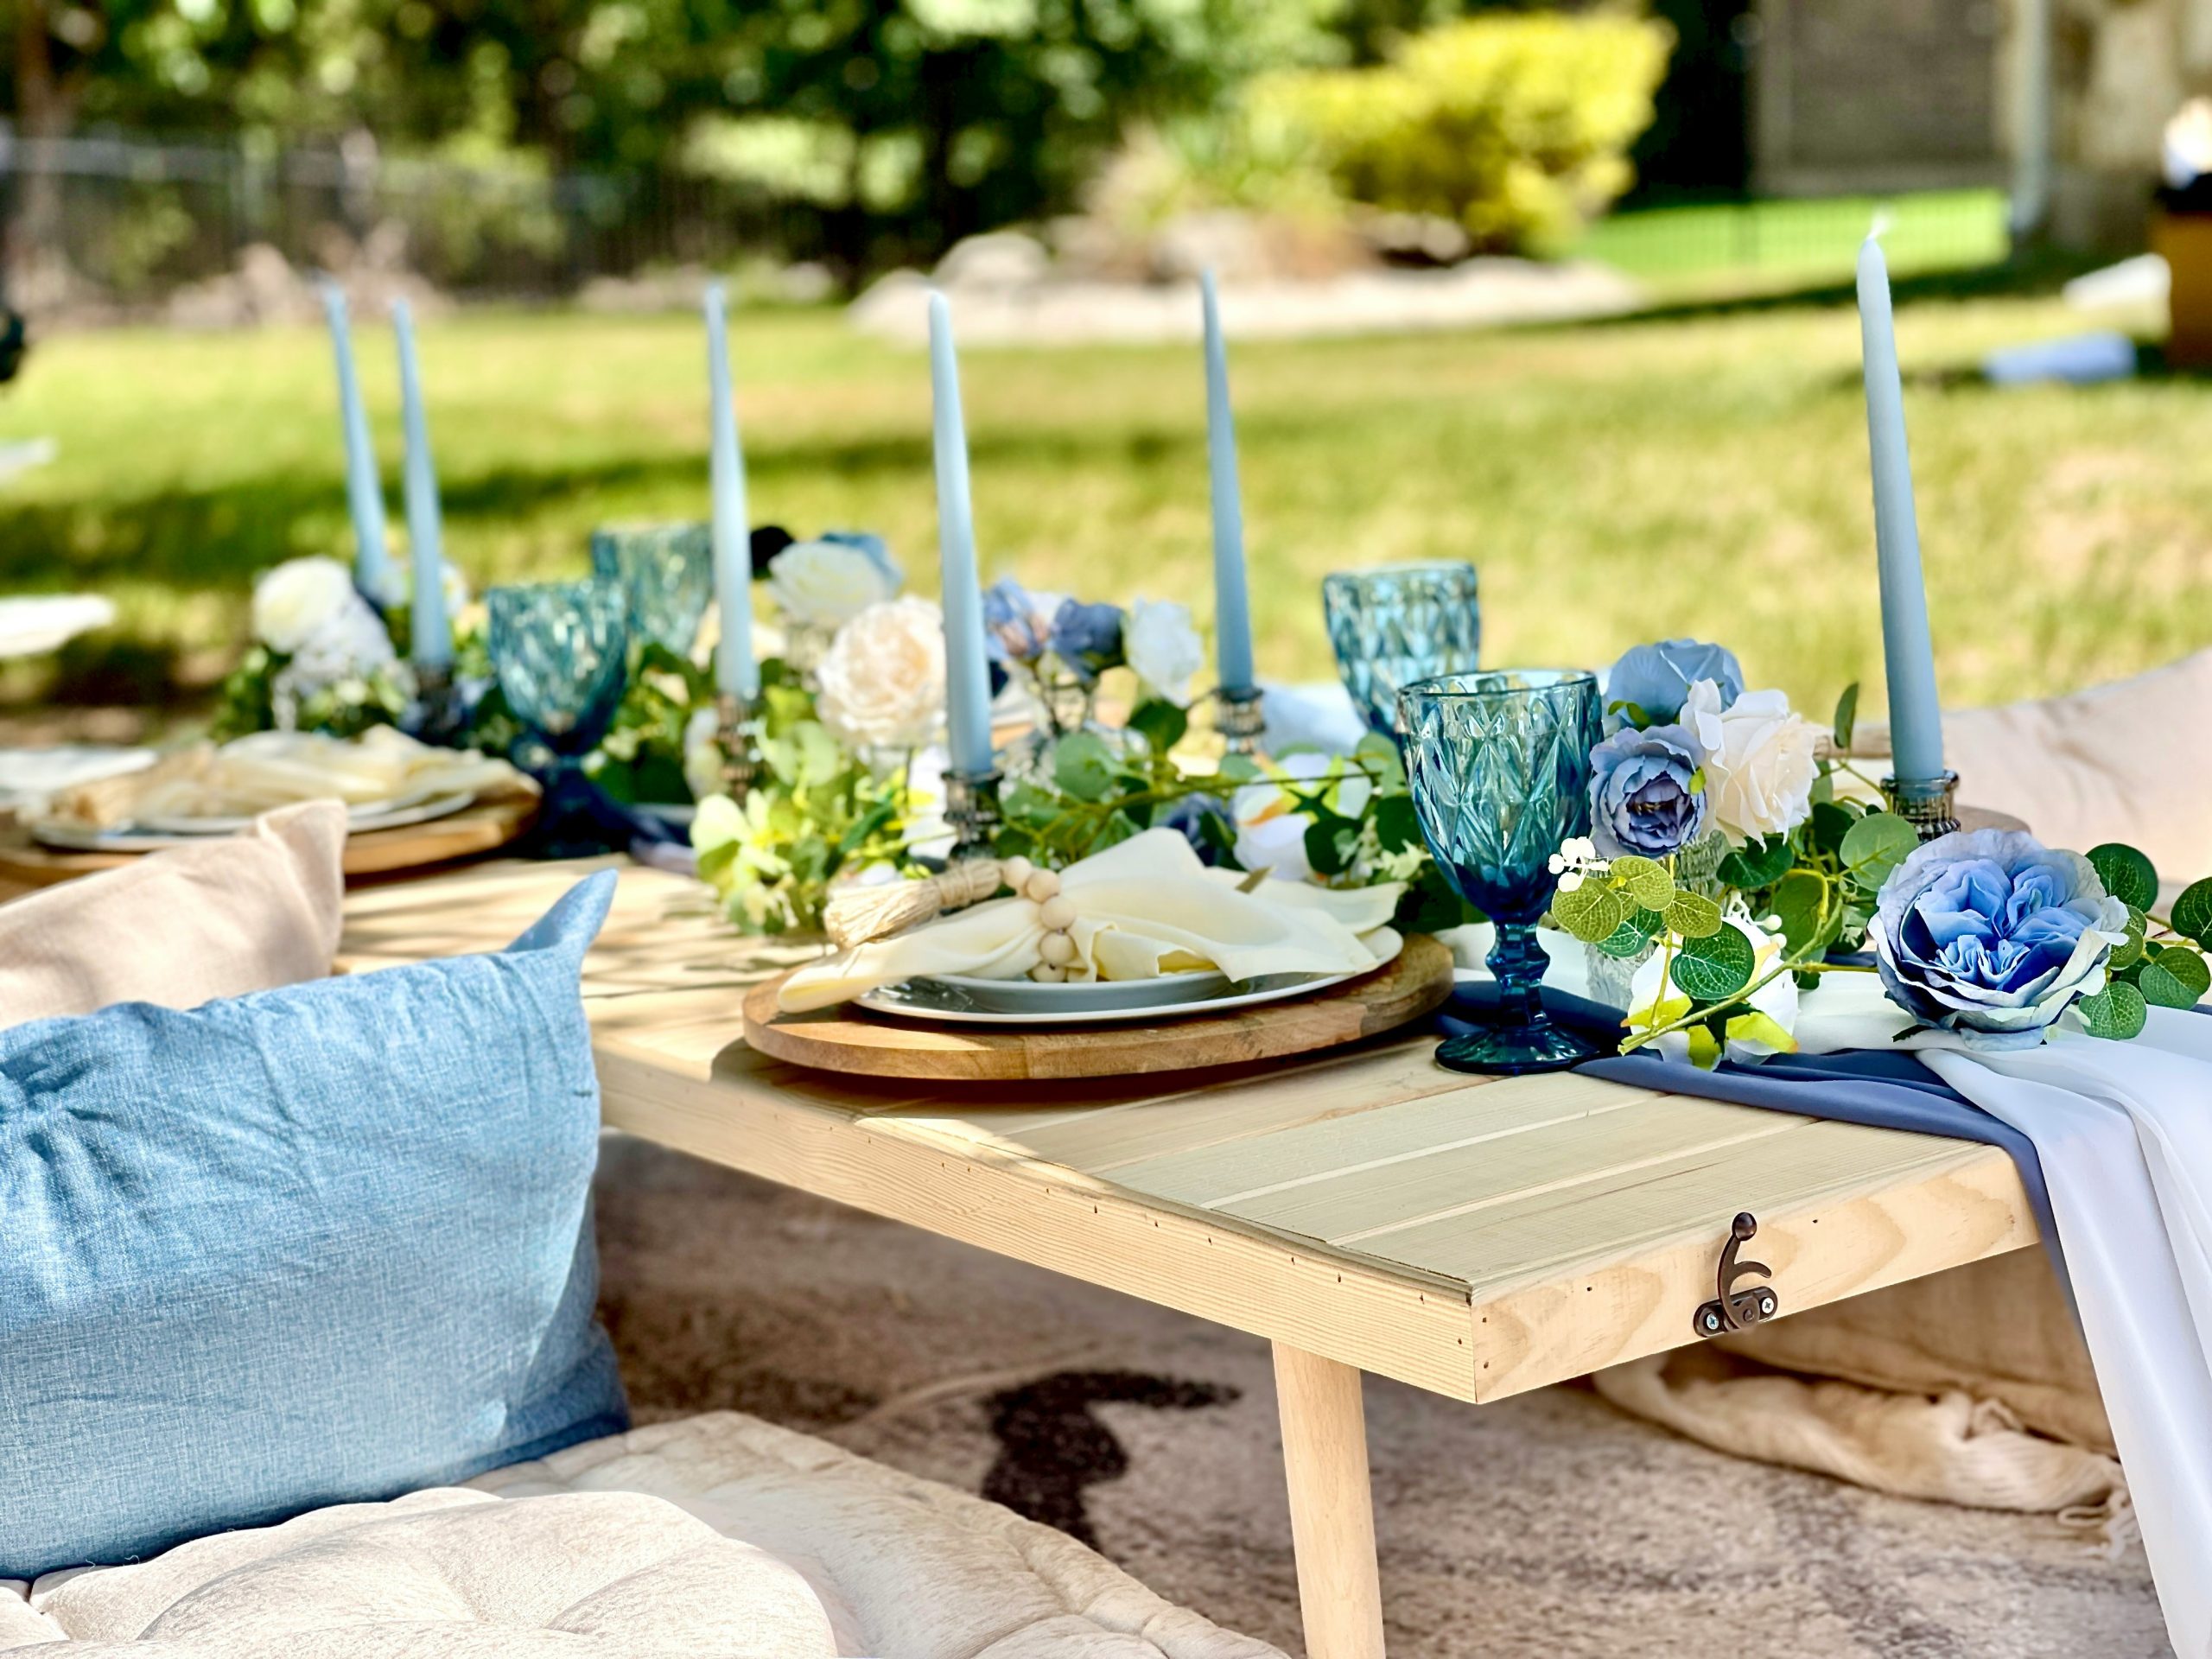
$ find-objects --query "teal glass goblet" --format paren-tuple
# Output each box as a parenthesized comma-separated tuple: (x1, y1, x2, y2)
(589, 522, 713, 657)
(1400, 670, 1602, 1075)
(1323, 561, 1482, 736)
(488, 578, 632, 857)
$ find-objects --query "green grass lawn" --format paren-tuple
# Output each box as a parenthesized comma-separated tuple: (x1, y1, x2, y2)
(1, 279, 2205, 731)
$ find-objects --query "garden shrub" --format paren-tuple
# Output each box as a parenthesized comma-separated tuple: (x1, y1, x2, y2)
(1255, 13, 1673, 253)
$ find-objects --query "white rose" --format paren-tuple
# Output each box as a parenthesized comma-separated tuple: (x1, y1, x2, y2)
(252, 556, 359, 654)
(1124, 597, 1205, 706)
(1680, 680, 1820, 843)
(816, 596, 947, 751)
(769, 540, 900, 628)
(1232, 753, 1373, 884)
(1625, 916, 1798, 1067)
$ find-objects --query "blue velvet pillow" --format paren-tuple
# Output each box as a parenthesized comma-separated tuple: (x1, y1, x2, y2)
(0, 871, 628, 1577)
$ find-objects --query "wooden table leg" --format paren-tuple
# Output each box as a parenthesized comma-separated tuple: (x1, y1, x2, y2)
(1272, 1341, 1386, 1659)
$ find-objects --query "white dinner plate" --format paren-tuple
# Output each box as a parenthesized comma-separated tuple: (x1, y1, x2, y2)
(30, 790, 479, 853)
(855, 933, 1403, 1027)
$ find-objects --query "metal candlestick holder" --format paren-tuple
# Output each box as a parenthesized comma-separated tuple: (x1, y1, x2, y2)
(1883, 770, 1961, 842)
(715, 691, 765, 802)
(1214, 685, 1267, 758)
(407, 662, 468, 748)
(944, 767, 1004, 864)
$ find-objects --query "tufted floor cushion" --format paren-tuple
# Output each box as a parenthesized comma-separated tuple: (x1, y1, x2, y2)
(0, 1414, 1283, 1659)
(471, 1413, 1284, 1659)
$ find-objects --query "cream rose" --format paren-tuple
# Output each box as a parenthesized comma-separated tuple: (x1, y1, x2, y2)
(1125, 597, 1205, 706)
(1232, 753, 1373, 883)
(769, 540, 900, 628)
(1681, 679, 1820, 843)
(816, 596, 947, 751)
(252, 556, 359, 654)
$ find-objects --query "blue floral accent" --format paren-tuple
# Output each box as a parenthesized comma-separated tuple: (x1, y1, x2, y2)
(1154, 791, 1233, 863)
(1048, 598, 1126, 684)
(982, 578, 1052, 663)
(1871, 829, 2129, 1049)
(1604, 639, 1745, 728)
(1587, 722, 1708, 859)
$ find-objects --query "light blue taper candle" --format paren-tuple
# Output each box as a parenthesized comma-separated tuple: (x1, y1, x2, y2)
(319, 283, 390, 604)
(927, 291, 994, 776)
(390, 297, 451, 671)
(1200, 270, 1255, 695)
(703, 283, 758, 700)
(1855, 232, 1944, 781)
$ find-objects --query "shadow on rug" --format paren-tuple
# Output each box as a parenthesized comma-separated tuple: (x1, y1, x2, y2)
(593, 1132, 2171, 1659)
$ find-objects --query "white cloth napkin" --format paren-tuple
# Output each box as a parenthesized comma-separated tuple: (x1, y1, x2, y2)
(40, 727, 531, 828)
(779, 828, 1402, 1013)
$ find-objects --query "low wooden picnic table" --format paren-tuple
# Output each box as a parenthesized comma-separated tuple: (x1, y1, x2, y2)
(339, 855, 2038, 1659)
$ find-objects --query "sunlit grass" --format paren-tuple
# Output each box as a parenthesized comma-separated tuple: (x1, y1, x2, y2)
(1, 280, 2202, 729)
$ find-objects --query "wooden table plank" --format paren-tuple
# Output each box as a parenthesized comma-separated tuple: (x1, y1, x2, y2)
(339, 859, 2039, 1406)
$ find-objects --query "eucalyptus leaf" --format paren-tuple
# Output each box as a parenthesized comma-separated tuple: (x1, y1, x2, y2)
(1716, 835, 1795, 892)
(2076, 981, 2149, 1040)
(2109, 906, 2149, 972)
(1809, 801, 1859, 859)
(1669, 927, 1758, 1001)
(2174, 879, 2212, 945)
(1303, 814, 1358, 879)
(1124, 697, 1188, 755)
(1663, 890, 1725, 939)
(1840, 813, 1919, 891)
(1354, 732, 1407, 789)
(2141, 947, 2211, 1008)
(1374, 792, 1422, 855)
(1770, 869, 1831, 957)
(1596, 906, 1667, 958)
(2088, 842, 2160, 912)
(1053, 731, 1118, 801)
(1611, 855, 1676, 912)
(1832, 681, 1859, 750)
(1551, 880, 1630, 944)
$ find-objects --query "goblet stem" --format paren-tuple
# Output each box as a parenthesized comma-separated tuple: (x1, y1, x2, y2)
(1436, 918, 1599, 1077)
(1487, 922, 1551, 1031)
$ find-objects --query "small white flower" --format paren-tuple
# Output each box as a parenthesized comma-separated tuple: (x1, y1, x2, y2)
(816, 596, 948, 752)
(1123, 597, 1205, 707)
(1557, 870, 1584, 893)
(682, 705, 725, 802)
(769, 539, 901, 629)
(252, 556, 359, 654)
(1680, 679, 1821, 844)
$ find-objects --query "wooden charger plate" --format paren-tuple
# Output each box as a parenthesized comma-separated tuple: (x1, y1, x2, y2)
(743, 932, 1458, 1083)
(0, 794, 538, 893)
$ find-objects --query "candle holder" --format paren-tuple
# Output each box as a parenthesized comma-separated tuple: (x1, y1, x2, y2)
(1214, 685, 1267, 758)
(405, 662, 469, 748)
(943, 766, 1004, 864)
(1883, 770, 1961, 842)
(715, 691, 766, 802)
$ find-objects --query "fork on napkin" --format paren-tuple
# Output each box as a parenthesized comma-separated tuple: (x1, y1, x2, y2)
(777, 828, 1403, 1013)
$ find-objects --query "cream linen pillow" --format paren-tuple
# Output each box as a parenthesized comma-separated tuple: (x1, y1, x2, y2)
(0, 799, 346, 1029)
(1859, 646, 2212, 882)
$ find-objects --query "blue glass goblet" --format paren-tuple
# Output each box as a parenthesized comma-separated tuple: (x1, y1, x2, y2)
(488, 578, 632, 856)
(1323, 561, 1482, 736)
(1400, 670, 1603, 1075)
(589, 522, 713, 658)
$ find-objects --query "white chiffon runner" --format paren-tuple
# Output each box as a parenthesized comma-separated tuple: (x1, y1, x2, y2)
(1644, 963, 2212, 1657)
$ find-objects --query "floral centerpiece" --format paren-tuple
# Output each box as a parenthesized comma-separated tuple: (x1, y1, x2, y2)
(1538, 638, 2212, 1064)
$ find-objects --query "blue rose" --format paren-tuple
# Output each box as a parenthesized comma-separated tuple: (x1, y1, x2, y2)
(818, 531, 902, 591)
(1871, 829, 2129, 1049)
(1605, 639, 1745, 728)
(1048, 598, 1126, 684)
(1155, 791, 1232, 863)
(1587, 722, 1708, 859)
(982, 577, 1051, 662)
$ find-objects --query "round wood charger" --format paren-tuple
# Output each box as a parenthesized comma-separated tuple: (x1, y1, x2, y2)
(742, 933, 1458, 1083)
(0, 794, 537, 893)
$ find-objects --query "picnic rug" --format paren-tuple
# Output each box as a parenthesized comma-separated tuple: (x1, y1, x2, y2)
(593, 1132, 2171, 1659)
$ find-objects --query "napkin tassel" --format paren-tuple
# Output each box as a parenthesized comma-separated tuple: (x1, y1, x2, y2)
(825, 860, 1007, 949)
